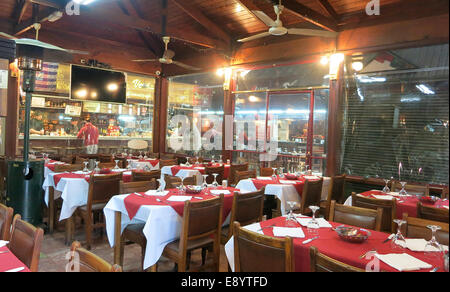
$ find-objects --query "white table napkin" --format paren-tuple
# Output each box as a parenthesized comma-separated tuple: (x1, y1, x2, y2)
(145, 190, 169, 197)
(243, 222, 264, 235)
(296, 218, 332, 228)
(273, 227, 305, 238)
(166, 196, 192, 202)
(372, 195, 395, 200)
(256, 177, 273, 180)
(375, 253, 432, 271)
(397, 238, 449, 252)
(303, 175, 319, 180)
(210, 189, 231, 195)
(279, 180, 298, 184)
(0, 240, 9, 248)
(443, 206, 449, 210)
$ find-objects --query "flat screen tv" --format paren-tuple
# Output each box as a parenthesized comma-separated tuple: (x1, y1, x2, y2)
(70, 65, 127, 103)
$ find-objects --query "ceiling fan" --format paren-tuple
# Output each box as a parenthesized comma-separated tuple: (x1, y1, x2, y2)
(237, 0, 338, 42)
(133, 36, 201, 71)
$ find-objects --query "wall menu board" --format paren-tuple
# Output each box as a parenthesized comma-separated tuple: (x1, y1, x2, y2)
(65, 105, 82, 116)
(126, 73, 155, 104)
(83, 101, 101, 113)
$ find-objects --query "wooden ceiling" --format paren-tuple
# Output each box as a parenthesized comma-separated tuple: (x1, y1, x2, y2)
(0, 0, 448, 75)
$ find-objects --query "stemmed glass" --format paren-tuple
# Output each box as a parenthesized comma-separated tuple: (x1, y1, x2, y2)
(178, 177, 187, 194)
(114, 160, 120, 170)
(185, 157, 191, 167)
(307, 206, 320, 235)
(219, 155, 223, 164)
(127, 159, 132, 170)
(156, 179, 164, 192)
(138, 151, 143, 160)
(202, 174, 209, 189)
(83, 161, 89, 173)
(391, 219, 407, 250)
(285, 201, 297, 227)
(382, 179, 391, 193)
(279, 167, 285, 178)
(399, 182, 408, 196)
(212, 174, 219, 187)
(211, 155, 215, 164)
(272, 168, 278, 179)
(94, 161, 100, 173)
(424, 225, 444, 259)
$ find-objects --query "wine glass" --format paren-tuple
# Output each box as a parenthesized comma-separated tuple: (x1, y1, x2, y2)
(212, 174, 219, 187)
(399, 182, 408, 196)
(178, 177, 187, 194)
(114, 160, 120, 170)
(219, 155, 223, 164)
(138, 151, 143, 159)
(424, 225, 444, 259)
(279, 167, 285, 178)
(211, 155, 215, 164)
(285, 201, 297, 227)
(307, 206, 320, 235)
(185, 157, 191, 167)
(83, 161, 89, 173)
(127, 159, 132, 170)
(391, 219, 407, 250)
(156, 179, 164, 192)
(94, 161, 100, 173)
(272, 168, 278, 179)
(382, 179, 391, 193)
(202, 174, 208, 189)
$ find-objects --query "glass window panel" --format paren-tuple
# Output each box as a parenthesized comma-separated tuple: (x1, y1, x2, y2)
(312, 89, 329, 175)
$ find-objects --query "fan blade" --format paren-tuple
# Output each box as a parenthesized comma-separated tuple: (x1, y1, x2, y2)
(252, 10, 276, 27)
(172, 61, 201, 71)
(237, 31, 271, 42)
(287, 28, 338, 38)
(0, 32, 17, 39)
(132, 59, 159, 62)
(66, 49, 90, 55)
(163, 49, 176, 60)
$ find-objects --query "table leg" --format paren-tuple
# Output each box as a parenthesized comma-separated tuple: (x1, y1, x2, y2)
(65, 216, 74, 246)
(113, 211, 122, 266)
(48, 187, 55, 234)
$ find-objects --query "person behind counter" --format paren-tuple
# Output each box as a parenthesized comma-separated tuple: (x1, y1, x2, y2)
(29, 111, 44, 135)
(77, 118, 99, 154)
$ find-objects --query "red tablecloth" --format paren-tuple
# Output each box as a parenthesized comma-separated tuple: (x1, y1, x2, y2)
(45, 162, 69, 172)
(359, 190, 449, 219)
(123, 187, 236, 220)
(53, 172, 132, 187)
(259, 217, 443, 272)
(170, 164, 230, 179)
(137, 159, 160, 167)
(251, 175, 319, 199)
(0, 247, 30, 272)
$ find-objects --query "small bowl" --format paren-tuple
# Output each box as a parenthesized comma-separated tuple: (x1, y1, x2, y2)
(185, 185, 203, 194)
(335, 226, 371, 243)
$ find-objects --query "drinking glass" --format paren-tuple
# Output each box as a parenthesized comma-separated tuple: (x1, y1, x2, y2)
(219, 155, 223, 164)
(94, 161, 100, 173)
(285, 201, 297, 227)
(279, 167, 285, 178)
(127, 159, 132, 170)
(399, 182, 408, 196)
(185, 157, 191, 167)
(212, 174, 219, 187)
(307, 206, 320, 235)
(156, 179, 164, 192)
(178, 177, 187, 194)
(424, 225, 444, 259)
(391, 219, 407, 250)
(202, 174, 208, 189)
(211, 155, 215, 164)
(382, 179, 391, 193)
(114, 160, 120, 170)
(272, 168, 278, 179)
(222, 180, 228, 188)
(83, 161, 89, 173)
(138, 151, 143, 159)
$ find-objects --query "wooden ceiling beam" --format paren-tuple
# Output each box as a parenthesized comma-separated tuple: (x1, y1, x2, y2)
(13, 0, 31, 24)
(235, 0, 270, 27)
(28, 0, 64, 9)
(171, 0, 231, 44)
(316, 0, 339, 21)
(282, 0, 338, 32)
(14, 5, 58, 35)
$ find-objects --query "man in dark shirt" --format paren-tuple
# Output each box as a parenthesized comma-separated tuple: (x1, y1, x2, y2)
(30, 111, 44, 135)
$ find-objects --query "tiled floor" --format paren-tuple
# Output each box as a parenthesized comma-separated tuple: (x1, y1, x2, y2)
(38, 222, 230, 272)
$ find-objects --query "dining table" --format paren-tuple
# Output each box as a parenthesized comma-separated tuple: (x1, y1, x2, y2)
(224, 215, 447, 272)
(128, 159, 160, 170)
(104, 186, 239, 270)
(160, 163, 230, 189)
(0, 246, 30, 272)
(235, 175, 331, 215)
(344, 190, 449, 219)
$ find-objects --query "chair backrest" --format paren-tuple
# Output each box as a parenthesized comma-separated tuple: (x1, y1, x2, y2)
(160, 159, 178, 167)
(0, 203, 13, 240)
(61, 155, 74, 164)
(300, 178, 323, 214)
(98, 154, 113, 163)
(229, 163, 249, 186)
(329, 200, 383, 231)
(259, 167, 274, 177)
(178, 195, 224, 255)
(98, 162, 116, 169)
(87, 173, 122, 209)
(74, 156, 88, 165)
(226, 188, 265, 240)
(351, 192, 396, 233)
(235, 170, 257, 184)
(309, 246, 364, 272)
(68, 241, 122, 272)
(205, 165, 225, 185)
(120, 180, 157, 194)
(392, 181, 430, 196)
(328, 174, 346, 204)
(131, 170, 161, 183)
(417, 202, 449, 223)
(54, 164, 84, 172)
(164, 175, 196, 189)
(401, 214, 449, 246)
(146, 152, 160, 159)
(233, 222, 294, 272)
(160, 153, 176, 160)
(8, 214, 44, 272)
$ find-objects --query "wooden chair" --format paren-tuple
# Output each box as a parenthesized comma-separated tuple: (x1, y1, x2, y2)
(320, 174, 346, 219)
(74, 156, 88, 165)
(61, 155, 74, 164)
(297, 178, 323, 216)
(221, 187, 265, 244)
(329, 200, 383, 231)
(233, 221, 294, 272)
(159, 195, 224, 272)
(74, 173, 122, 249)
(68, 241, 122, 272)
(401, 214, 449, 246)
(160, 159, 178, 167)
(120, 180, 157, 194)
(205, 165, 225, 185)
(131, 170, 161, 184)
(98, 154, 113, 163)
(164, 175, 196, 190)
(229, 163, 249, 186)
(392, 181, 430, 196)
(160, 153, 176, 160)
(259, 167, 274, 177)
(309, 246, 365, 272)
(98, 162, 116, 169)
(54, 164, 84, 172)
(0, 203, 13, 240)
(351, 192, 397, 233)
(235, 170, 257, 184)
(417, 202, 449, 223)
(7, 214, 44, 272)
